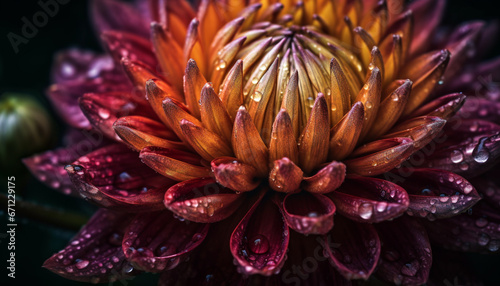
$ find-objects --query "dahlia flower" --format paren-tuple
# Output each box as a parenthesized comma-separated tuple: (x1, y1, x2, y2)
(24, 0, 500, 285)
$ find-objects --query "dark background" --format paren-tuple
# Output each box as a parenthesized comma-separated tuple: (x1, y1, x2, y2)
(0, 0, 499, 285)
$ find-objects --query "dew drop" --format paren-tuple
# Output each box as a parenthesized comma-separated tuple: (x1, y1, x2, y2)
(473, 150, 489, 163)
(251, 91, 263, 102)
(307, 212, 319, 218)
(307, 97, 315, 108)
(478, 233, 490, 246)
(391, 93, 399, 101)
(75, 259, 89, 269)
(248, 234, 270, 254)
(365, 101, 373, 109)
(359, 203, 373, 220)
(251, 77, 259, 85)
(475, 217, 488, 228)
(401, 260, 419, 276)
(450, 150, 464, 163)
(98, 109, 110, 119)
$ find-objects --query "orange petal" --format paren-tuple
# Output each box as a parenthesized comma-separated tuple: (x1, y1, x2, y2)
(382, 116, 446, 149)
(232, 106, 270, 177)
(140, 147, 211, 181)
(268, 157, 303, 193)
(211, 157, 260, 192)
(365, 79, 412, 139)
(356, 67, 382, 139)
(219, 59, 244, 121)
(200, 83, 233, 143)
(281, 70, 300, 138)
(180, 119, 233, 161)
(246, 58, 279, 133)
(113, 116, 186, 151)
(183, 59, 207, 119)
(146, 79, 185, 126)
(299, 94, 330, 174)
(210, 36, 247, 91)
(329, 102, 365, 160)
(330, 57, 351, 126)
(400, 49, 450, 116)
(151, 22, 184, 92)
(269, 109, 299, 165)
(302, 161, 346, 194)
(345, 137, 414, 176)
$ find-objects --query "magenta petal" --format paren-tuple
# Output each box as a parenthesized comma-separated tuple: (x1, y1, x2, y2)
(419, 119, 500, 178)
(281, 192, 336, 235)
(390, 168, 481, 219)
(66, 144, 174, 210)
(408, 0, 445, 56)
(164, 178, 244, 223)
(328, 176, 409, 223)
(101, 31, 157, 69)
(51, 49, 117, 85)
(425, 202, 500, 253)
(409, 93, 466, 120)
(324, 216, 380, 280)
(23, 133, 107, 196)
(230, 194, 289, 276)
(92, 0, 149, 38)
(442, 21, 484, 81)
(43, 209, 138, 283)
(375, 216, 432, 285)
(48, 73, 131, 129)
(456, 97, 500, 126)
(122, 211, 208, 272)
(424, 201, 500, 253)
(79, 92, 153, 141)
(470, 166, 500, 209)
(302, 161, 346, 194)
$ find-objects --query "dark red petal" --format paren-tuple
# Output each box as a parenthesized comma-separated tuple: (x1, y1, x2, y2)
(409, 93, 466, 120)
(139, 146, 211, 181)
(92, 0, 149, 37)
(328, 176, 409, 223)
(419, 119, 500, 178)
(443, 21, 484, 81)
(280, 192, 335, 235)
(345, 137, 415, 176)
(43, 209, 139, 283)
(469, 166, 500, 209)
(211, 157, 260, 192)
(51, 49, 115, 84)
(424, 201, 500, 254)
(230, 194, 289, 276)
(268, 157, 304, 193)
(302, 161, 346, 194)
(408, 0, 445, 56)
(164, 178, 244, 223)
(79, 92, 152, 141)
(23, 130, 108, 196)
(101, 30, 157, 69)
(324, 216, 380, 280)
(456, 97, 500, 125)
(375, 216, 432, 285)
(122, 211, 209, 272)
(66, 144, 174, 210)
(389, 168, 481, 220)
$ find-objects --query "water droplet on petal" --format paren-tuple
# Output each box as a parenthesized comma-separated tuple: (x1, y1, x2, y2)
(75, 259, 89, 269)
(450, 150, 464, 163)
(475, 217, 488, 228)
(359, 203, 373, 220)
(401, 260, 419, 276)
(248, 234, 270, 254)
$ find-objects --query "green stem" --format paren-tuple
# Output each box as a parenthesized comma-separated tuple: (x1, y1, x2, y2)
(0, 193, 88, 230)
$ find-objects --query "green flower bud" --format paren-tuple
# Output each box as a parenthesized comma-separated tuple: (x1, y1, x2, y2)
(0, 94, 55, 172)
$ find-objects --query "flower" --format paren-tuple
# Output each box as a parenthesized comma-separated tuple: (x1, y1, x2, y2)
(24, 0, 500, 285)
(0, 94, 54, 172)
